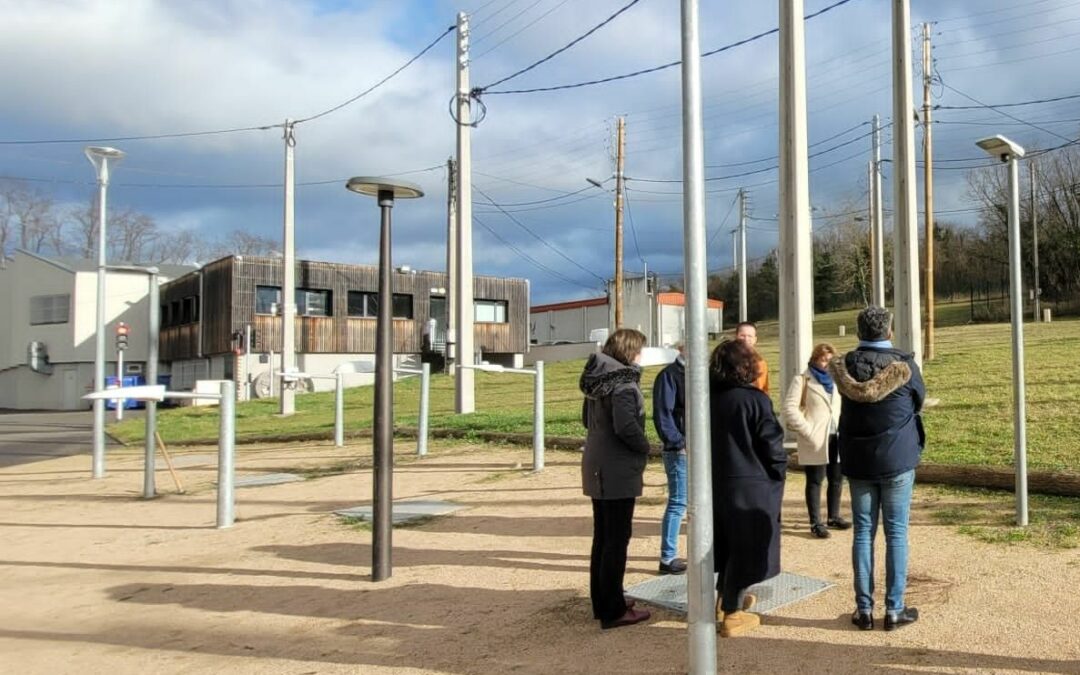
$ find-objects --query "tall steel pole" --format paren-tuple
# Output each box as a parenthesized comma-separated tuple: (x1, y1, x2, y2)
(779, 0, 814, 400)
(1031, 161, 1040, 321)
(614, 116, 626, 329)
(446, 156, 458, 367)
(280, 119, 297, 415)
(1006, 154, 1029, 526)
(680, 0, 717, 668)
(892, 0, 923, 364)
(738, 188, 748, 322)
(872, 114, 886, 307)
(922, 22, 936, 360)
(373, 191, 395, 579)
(144, 271, 159, 499)
(455, 12, 476, 414)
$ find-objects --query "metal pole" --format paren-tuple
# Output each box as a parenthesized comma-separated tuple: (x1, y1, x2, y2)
(334, 372, 344, 447)
(681, 0, 717, 668)
(1007, 156, 1029, 527)
(532, 360, 545, 472)
(244, 324, 252, 400)
(922, 22, 936, 361)
(269, 348, 276, 398)
(738, 189, 748, 322)
(418, 362, 431, 457)
(280, 119, 297, 416)
(1031, 161, 1040, 322)
(92, 178, 108, 478)
(116, 349, 124, 421)
(872, 114, 886, 307)
(373, 193, 395, 581)
(455, 12, 476, 414)
(868, 160, 875, 298)
(446, 157, 458, 368)
(217, 380, 236, 529)
(779, 0, 814, 407)
(892, 0, 923, 364)
(615, 116, 626, 329)
(144, 273, 159, 499)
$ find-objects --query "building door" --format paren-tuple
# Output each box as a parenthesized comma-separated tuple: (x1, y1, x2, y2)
(62, 367, 80, 410)
(427, 296, 447, 352)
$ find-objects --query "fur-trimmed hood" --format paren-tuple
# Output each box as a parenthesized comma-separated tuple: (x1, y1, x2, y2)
(829, 353, 911, 403)
(580, 352, 640, 399)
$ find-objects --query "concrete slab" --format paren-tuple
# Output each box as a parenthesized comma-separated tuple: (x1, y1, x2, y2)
(235, 472, 304, 488)
(335, 500, 463, 525)
(170, 453, 217, 468)
(625, 571, 832, 615)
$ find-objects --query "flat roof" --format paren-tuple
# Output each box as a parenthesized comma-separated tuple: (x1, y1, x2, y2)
(530, 296, 608, 313)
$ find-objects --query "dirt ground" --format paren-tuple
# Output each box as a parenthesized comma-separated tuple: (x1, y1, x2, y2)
(2, 440, 1079, 675)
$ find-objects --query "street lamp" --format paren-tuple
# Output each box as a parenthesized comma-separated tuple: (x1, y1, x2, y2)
(345, 176, 424, 582)
(84, 145, 125, 479)
(975, 134, 1028, 527)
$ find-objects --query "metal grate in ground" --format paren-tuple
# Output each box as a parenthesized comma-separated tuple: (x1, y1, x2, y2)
(235, 472, 304, 488)
(625, 571, 832, 615)
(335, 500, 463, 525)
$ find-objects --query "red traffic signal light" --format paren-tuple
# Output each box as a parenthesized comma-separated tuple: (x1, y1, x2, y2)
(116, 322, 130, 336)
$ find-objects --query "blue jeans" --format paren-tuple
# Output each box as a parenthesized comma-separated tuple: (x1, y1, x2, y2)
(660, 450, 687, 563)
(848, 470, 915, 614)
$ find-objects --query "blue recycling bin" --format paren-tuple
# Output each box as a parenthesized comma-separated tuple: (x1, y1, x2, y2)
(104, 375, 145, 410)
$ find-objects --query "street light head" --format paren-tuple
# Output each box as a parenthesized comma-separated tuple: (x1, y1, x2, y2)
(345, 176, 425, 200)
(586, 178, 604, 189)
(976, 135, 1025, 162)
(84, 146, 125, 182)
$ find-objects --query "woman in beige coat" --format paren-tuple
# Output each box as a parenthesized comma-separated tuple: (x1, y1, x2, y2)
(782, 343, 850, 538)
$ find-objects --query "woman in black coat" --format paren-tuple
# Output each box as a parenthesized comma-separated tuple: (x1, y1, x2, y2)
(709, 339, 787, 637)
(580, 328, 652, 630)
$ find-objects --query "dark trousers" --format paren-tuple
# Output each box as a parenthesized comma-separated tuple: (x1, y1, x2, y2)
(718, 558, 748, 614)
(590, 498, 636, 622)
(805, 434, 842, 525)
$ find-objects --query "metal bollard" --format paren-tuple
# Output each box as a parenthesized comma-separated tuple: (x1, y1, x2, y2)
(143, 399, 157, 499)
(533, 360, 545, 472)
(217, 380, 236, 528)
(418, 363, 431, 457)
(334, 372, 345, 447)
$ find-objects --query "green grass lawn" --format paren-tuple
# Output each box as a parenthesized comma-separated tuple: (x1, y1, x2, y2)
(111, 304, 1080, 473)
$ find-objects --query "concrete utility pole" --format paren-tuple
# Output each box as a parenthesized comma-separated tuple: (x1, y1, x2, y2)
(1031, 161, 1041, 322)
(680, 0, 717, 668)
(144, 270, 159, 499)
(779, 0, 814, 400)
(922, 22, 936, 360)
(280, 119, 297, 415)
(872, 114, 886, 307)
(892, 0, 923, 364)
(446, 156, 458, 367)
(455, 12, 476, 414)
(614, 116, 626, 329)
(738, 188, 748, 322)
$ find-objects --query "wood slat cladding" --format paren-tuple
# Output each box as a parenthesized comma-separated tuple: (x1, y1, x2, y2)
(158, 255, 528, 359)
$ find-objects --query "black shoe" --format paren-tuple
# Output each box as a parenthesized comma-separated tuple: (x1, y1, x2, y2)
(811, 523, 831, 539)
(851, 610, 873, 631)
(659, 558, 688, 575)
(827, 517, 852, 530)
(884, 607, 919, 631)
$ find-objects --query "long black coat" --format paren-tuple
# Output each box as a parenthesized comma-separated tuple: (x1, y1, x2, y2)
(580, 353, 652, 500)
(710, 382, 787, 590)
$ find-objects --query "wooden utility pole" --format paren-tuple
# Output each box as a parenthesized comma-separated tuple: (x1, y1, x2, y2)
(922, 21, 936, 360)
(614, 116, 626, 328)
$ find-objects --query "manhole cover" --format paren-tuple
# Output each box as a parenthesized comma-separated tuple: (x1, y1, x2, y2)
(626, 571, 832, 615)
(335, 500, 463, 524)
(235, 473, 304, 488)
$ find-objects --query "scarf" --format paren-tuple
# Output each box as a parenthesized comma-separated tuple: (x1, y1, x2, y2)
(858, 339, 894, 349)
(809, 364, 834, 394)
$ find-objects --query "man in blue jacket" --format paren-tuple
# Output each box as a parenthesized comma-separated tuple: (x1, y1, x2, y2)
(830, 306, 925, 632)
(653, 343, 688, 575)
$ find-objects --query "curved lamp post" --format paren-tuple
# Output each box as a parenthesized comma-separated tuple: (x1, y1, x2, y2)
(84, 146, 125, 479)
(345, 176, 424, 581)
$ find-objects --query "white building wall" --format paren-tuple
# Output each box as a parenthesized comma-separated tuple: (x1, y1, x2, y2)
(530, 304, 608, 344)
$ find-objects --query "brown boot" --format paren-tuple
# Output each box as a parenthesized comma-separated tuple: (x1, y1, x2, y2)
(720, 611, 761, 637)
(716, 593, 757, 622)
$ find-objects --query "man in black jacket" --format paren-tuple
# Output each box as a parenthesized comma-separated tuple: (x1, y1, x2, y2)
(652, 343, 687, 575)
(830, 306, 925, 632)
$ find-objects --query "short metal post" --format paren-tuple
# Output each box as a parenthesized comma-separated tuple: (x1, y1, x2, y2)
(217, 381, 236, 528)
(334, 372, 345, 448)
(418, 363, 431, 457)
(144, 273, 159, 499)
(116, 350, 124, 421)
(533, 360, 545, 472)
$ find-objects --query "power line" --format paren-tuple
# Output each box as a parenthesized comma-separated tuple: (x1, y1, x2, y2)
(473, 215, 598, 290)
(934, 90, 1080, 111)
(477, 0, 859, 95)
(475, 0, 574, 58)
(938, 83, 1075, 143)
(708, 193, 741, 246)
(623, 187, 645, 264)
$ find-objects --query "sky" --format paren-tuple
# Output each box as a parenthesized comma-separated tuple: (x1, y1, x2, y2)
(2, 0, 1079, 304)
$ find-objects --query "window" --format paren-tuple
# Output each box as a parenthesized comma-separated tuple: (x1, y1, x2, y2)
(256, 286, 281, 315)
(160, 304, 169, 328)
(181, 296, 195, 324)
(30, 294, 70, 325)
(256, 285, 332, 316)
(475, 299, 508, 323)
(348, 291, 413, 319)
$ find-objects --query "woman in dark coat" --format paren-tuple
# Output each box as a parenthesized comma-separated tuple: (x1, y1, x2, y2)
(580, 328, 652, 630)
(709, 339, 787, 637)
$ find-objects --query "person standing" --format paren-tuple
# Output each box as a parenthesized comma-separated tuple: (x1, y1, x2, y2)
(830, 307, 925, 632)
(653, 343, 687, 575)
(782, 343, 850, 538)
(735, 321, 770, 394)
(580, 328, 652, 630)
(709, 339, 787, 637)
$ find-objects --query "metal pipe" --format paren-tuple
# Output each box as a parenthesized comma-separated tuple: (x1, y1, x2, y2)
(680, 0, 717, 668)
(216, 380, 236, 528)
(92, 178, 108, 479)
(373, 191, 395, 581)
(144, 272, 159, 499)
(532, 360, 544, 472)
(1007, 155, 1029, 526)
(334, 371, 345, 448)
(281, 119, 297, 416)
(872, 114, 886, 307)
(418, 363, 431, 457)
